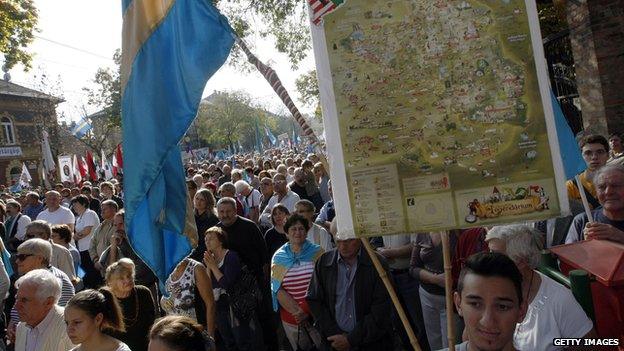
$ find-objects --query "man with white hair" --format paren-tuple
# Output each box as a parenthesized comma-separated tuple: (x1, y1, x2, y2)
(487, 225, 595, 351)
(192, 173, 204, 189)
(235, 180, 261, 223)
(25, 220, 76, 280)
(566, 164, 624, 244)
(14, 269, 75, 351)
(259, 173, 300, 227)
(36, 191, 75, 231)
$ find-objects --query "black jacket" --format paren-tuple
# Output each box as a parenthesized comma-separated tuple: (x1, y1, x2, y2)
(307, 248, 394, 351)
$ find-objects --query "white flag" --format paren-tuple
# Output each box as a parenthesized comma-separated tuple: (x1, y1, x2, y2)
(58, 155, 74, 183)
(101, 149, 113, 180)
(41, 131, 56, 180)
(19, 163, 31, 187)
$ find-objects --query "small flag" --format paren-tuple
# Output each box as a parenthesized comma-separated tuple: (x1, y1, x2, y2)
(86, 150, 97, 181)
(309, 0, 343, 25)
(19, 163, 31, 187)
(101, 149, 113, 180)
(41, 131, 56, 184)
(73, 154, 83, 184)
(265, 125, 277, 146)
(71, 118, 93, 138)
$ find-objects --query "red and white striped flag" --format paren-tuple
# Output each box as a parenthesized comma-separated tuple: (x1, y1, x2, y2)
(309, 0, 342, 25)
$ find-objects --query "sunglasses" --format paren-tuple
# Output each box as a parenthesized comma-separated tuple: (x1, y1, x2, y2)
(15, 254, 33, 261)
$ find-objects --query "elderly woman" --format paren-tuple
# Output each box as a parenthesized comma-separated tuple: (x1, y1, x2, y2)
(105, 258, 156, 351)
(486, 225, 596, 350)
(264, 204, 290, 258)
(71, 194, 101, 288)
(204, 226, 258, 350)
(271, 214, 323, 351)
(190, 189, 219, 261)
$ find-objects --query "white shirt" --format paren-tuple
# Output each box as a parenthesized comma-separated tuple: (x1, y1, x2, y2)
(514, 271, 593, 351)
(382, 234, 413, 270)
(307, 224, 333, 251)
(259, 191, 301, 226)
(25, 306, 57, 351)
(5, 214, 31, 241)
(37, 207, 75, 226)
(75, 209, 100, 251)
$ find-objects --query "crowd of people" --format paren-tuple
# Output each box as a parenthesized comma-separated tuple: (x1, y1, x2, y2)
(0, 134, 620, 351)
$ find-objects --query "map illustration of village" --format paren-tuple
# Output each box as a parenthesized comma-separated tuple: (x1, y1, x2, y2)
(322, 0, 562, 235)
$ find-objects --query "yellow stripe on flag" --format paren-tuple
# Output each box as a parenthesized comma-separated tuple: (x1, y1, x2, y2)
(121, 0, 176, 94)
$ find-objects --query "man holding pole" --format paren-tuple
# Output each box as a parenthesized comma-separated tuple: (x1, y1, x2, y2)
(307, 238, 394, 351)
(566, 164, 624, 244)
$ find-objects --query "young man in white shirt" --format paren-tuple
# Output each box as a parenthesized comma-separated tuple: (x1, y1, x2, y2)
(36, 191, 75, 231)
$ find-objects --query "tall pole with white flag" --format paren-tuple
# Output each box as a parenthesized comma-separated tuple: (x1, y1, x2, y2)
(19, 163, 32, 188)
(41, 131, 56, 188)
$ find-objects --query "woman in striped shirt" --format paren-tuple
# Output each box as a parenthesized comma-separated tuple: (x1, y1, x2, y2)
(271, 214, 324, 351)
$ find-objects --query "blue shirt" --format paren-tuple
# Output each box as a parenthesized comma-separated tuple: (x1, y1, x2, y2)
(335, 252, 358, 333)
(315, 200, 335, 225)
(24, 202, 45, 220)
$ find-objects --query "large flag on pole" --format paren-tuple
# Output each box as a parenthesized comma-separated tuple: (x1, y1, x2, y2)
(265, 125, 277, 146)
(73, 154, 83, 184)
(85, 150, 97, 181)
(121, 0, 234, 287)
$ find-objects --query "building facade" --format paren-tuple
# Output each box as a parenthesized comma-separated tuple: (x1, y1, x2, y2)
(0, 79, 61, 187)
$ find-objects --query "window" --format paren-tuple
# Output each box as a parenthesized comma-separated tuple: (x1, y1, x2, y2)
(1, 117, 15, 145)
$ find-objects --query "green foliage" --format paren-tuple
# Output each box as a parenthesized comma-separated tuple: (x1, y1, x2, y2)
(0, 0, 38, 70)
(82, 49, 121, 127)
(295, 70, 322, 122)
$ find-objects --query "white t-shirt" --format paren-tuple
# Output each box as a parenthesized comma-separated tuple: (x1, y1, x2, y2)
(307, 224, 333, 251)
(514, 271, 593, 351)
(37, 206, 75, 226)
(75, 209, 100, 251)
(259, 191, 301, 226)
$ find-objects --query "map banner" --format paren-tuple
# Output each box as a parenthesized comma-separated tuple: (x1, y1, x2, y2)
(310, 0, 569, 238)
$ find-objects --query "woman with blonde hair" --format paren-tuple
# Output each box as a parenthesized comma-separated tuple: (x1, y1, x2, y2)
(190, 189, 219, 261)
(105, 258, 156, 351)
(64, 288, 130, 351)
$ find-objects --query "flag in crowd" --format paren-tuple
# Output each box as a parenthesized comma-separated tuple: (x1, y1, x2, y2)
(19, 162, 31, 187)
(120, 0, 234, 287)
(101, 149, 113, 180)
(308, 0, 343, 25)
(70, 117, 93, 138)
(72, 154, 83, 183)
(41, 130, 56, 188)
(86, 150, 97, 181)
(265, 124, 277, 146)
(552, 92, 585, 180)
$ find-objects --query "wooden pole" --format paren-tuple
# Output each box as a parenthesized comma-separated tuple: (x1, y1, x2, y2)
(361, 238, 422, 351)
(441, 231, 456, 351)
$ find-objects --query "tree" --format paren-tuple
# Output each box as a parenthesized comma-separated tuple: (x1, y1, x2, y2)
(82, 49, 121, 127)
(295, 69, 322, 122)
(0, 0, 38, 70)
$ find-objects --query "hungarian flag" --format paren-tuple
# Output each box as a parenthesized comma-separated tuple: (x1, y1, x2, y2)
(309, 0, 343, 25)
(86, 150, 97, 181)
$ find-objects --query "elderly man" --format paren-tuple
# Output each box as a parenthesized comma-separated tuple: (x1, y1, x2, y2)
(88, 199, 119, 273)
(36, 191, 75, 231)
(100, 181, 124, 209)
(215, 197, 275, 350)
(25, 221, 76, 280)
(219, 182, 244, 216)
(259, 177, 274, 213)
(566, 164, 624, 244)
(566, 134, 609, 209)
(14, 269, 75, 351)
(218, 164, 232, 186)
(235, 180, 261, 223)
(23, 192, 45, 220)
(259, 173, 300, 227)
(4, 199, 31, 253)
(307, 238, 393, 351)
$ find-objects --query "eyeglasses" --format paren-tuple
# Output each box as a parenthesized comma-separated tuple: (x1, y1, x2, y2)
(15, 254, 33, 261)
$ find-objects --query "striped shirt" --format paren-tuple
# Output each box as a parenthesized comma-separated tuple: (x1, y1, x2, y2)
(10, 266, 75, 325)
(279, 261, 314, 325)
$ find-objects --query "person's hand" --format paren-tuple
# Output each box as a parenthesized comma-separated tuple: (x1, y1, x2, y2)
(327, 334, 350, 351)
(293, 308, 308, 324)
(583, 222, 624, 244)
(6, 321, 16, 344)
(377, 247, 393, 259)
(433, 273, 446, 288)
(203, 251, 217, 269)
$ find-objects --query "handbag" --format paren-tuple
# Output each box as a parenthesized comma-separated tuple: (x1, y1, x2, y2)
(225, 264, 262, 320)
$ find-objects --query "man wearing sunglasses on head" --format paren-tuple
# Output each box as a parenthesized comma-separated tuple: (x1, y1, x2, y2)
(23, 220, 76, 281)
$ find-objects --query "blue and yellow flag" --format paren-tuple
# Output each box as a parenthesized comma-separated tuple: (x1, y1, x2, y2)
(552, 92, 585, 179)
(121, 0, 233, 288)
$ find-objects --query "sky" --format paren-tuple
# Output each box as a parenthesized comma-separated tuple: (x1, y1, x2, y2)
(6, 0, 316, 122)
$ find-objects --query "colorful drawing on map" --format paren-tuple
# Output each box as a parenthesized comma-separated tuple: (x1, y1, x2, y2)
(311, 0, 568, 237)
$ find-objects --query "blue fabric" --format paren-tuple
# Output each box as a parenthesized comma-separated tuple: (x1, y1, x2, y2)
(270, 240, 322, 311)
(265, 125, 277, 146)
(121, 0, 132, 14)
(71, 118, 93, 138)
(121, 0, 233, 290)
(2, 247, 12, 277)
(552, 92, 585, 179)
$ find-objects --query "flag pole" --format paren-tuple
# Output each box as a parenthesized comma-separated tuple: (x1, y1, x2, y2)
(575, 175, 594, 223)
(361, 238, 422, 351)
(441, 231, 456, 351)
